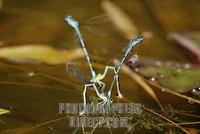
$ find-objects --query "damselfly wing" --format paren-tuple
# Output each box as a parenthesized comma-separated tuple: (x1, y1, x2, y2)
(66, 63, 90, 85)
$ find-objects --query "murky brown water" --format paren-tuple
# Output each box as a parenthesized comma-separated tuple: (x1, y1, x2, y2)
(0, 0, 199, 134)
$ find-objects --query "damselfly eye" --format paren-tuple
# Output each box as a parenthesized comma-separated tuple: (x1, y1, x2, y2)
(127, 55, 139, 66)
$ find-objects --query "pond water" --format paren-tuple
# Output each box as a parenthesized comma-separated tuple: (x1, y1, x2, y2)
(0, 0, 199, 134)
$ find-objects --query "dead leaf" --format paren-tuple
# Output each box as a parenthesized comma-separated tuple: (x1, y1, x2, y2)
(0, 45, 84, 65)
(101, 0, 139, 40)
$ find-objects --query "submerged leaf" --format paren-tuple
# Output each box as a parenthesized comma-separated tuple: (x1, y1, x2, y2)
(138, 63, 200, 93)
(101, 0, 139, 40)
(0, 108, 10, 115)
(0, 45, 84, 65)
(168, 32, 200, 63)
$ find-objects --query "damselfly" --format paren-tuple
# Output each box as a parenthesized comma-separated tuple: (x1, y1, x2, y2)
(65, 15, 143, 115)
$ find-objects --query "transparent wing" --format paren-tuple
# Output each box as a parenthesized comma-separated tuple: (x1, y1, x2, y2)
(80, 14, 113, 37)
(70, 15, 127, 63)
(66, 63, 90, 84)
(70, 15, 113, 51)
(81, 14, 108, 25)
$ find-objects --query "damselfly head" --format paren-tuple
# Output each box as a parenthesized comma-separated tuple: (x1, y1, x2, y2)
(138, 35, 144, 40)
(130, 35, 144, 47)
(65, 15, 78, 28)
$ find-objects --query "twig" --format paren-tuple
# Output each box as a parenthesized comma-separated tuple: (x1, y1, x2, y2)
(158, 121, 200, 126)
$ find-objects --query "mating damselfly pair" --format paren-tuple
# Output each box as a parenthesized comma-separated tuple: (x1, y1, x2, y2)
(65, 15, 143, 115)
